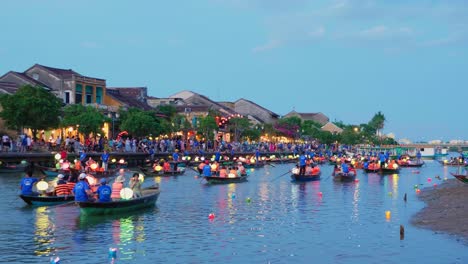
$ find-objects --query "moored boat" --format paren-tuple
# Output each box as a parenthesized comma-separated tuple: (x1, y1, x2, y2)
(204, 175, 248, 184)
(140, 167, 186, 177)
(291, 172, 321, 182)
(19, 194, 75, 206)
(333, 171, 356, 182)
(398, 161, 424, 168)
(77, 187, 160, 215)
(450, 172, 468, 184)
(379, 168, 400, 175)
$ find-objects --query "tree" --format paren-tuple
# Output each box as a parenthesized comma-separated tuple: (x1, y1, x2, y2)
(228, 117, 251, 142)
(61, 104, 109, 137)
(156, 105, 177, 120)
(369, 111, 386, 137)
(119, 108, 170, 138)
(198, 115, 217, 141)
(0, 85, 62, 139)
(274, 116, 302, 139)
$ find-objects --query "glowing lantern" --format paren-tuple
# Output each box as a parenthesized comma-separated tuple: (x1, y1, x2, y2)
(210, 157, 215, 162)
(351, 160, 355, 165)
(292, 168, 299, 174)
(119, 159, 125, 164)
(37, 181, 49, 191)
(433, 183, 438, 187)
(288, 155, 293, 159)
(86, 176, 97, 186)
(208, 213, 215, 220)
(246, 197, 251, 203)
(318, 192, 323, 197)
(261, 157, 266, 161)
(250, 158, 256, 164)
(443, 160, 448, 164)
(416, 189, 421, 194)
(111, 158, 117, 163)
(337, 158, 341, 163)
(61, 162, 70, 170)
(427, 178, 432, 182)
(50, 256, 61, 264)
(182, 156, 186, 161)
(354, 179, 359, 183)
(54, 153, 61, 160)
(250, 168, 254, 172)
(194, 157, 199, 162)
(90, 163, 98, 170)
(187, 156, 191, 160)
(211, 164, 217, 171)
(201, 157, 205, 161)
(59, 159, 64, 164)
(393, 164, 398, 169)
(228, 173, 236, 178)
(224, 156, 229, 161)
(70, 164, 75, 169)
(385, 211, 391, 219)
(55, 163, 61, 169)
(21, 160, 27, 165)
(139, 173, 145, 183)
(155, 165, 162, 172)
(120, 188, 134, 199)
(0, 161, 2, 165)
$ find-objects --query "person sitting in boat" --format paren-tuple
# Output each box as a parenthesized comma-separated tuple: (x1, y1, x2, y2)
(73, 173, 93, 202)
(20, 170, 41, 196)
(111, 175, 125, 200)
(211, 161, 219, 173)
(96, 178, 112, 202)
(129, 173, 142, 198)
(219, 166, 228, 178)
(202, 161, 212, 177)
(163, 160, 171, 172)
(311, 164, 320, 175)
(55, 174, 70, 196)
(237, 162, 246, 175)
(85, 157, 96, 173)
(198, 161, 205, 174)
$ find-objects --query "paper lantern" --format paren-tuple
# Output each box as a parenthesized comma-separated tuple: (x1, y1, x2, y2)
(194, 156, 199, 162)
(393, 164, 398, 169)
(21, 160, 27, 164)
(37, 181, 49, 191)
(261, 157, 266, 161)
(187, 156, 191, 160)
(86, 176, 97, 186)
(211, 164, 217, 170)
(120, 188, 134, 199)
(118, 159, 125, 164)
(292, 168, 299, 174)
(250, 158, 255, 164)
(208, 213, 215, 220)
(61, 162, 70, 170)
(385, 211, 391, 219)
(111, 158, 117, 163)
(139, 173, 145, 183)
(200, 157, 205, 161)
(228, 173, 236, 178)
(54, 153, 61, 160)
(155, 165, 162, 172)
(90, 163, 98, 170)
(182, 156, 187, 161)
(55, 163, 61, 169)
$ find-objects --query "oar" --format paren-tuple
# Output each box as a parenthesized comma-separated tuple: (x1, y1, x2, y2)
(267, 163, 276, 168)
(271, 170, 291, 182)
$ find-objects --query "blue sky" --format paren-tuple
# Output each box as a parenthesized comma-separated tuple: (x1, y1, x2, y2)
(1, 0, 467, 141)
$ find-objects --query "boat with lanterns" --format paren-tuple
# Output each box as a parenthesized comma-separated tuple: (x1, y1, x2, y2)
(76, 186, 160, 215)
(438, 159, 467, 167)
(139, 165, 186, 177)
(333, 171, 356, 182)
(203, 174, 248, 184)
(20, 179, 75, 206)
(290, 167, 321, 182)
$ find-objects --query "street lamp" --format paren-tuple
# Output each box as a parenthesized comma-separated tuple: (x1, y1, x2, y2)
(108, 112, 120, 139)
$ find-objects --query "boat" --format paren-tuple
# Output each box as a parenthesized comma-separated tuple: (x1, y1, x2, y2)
(397, 161, 424, 167)
(450, 172, 468, 184)
(87, 168, 118, 178)
(379, 168, 400, 175)
(0, 162, 29, 173)
(291, 172, 321, 182)
(243, 162, 266, 169)
(363, 168, 380, 173)
(203, 175, 248, 184)
(36, 165, 70, 177)
(140, 166, 186, 177)
(438, 160, 466, 167)
(77, 187, 160, 215)
(333, 171, 356, 182)
(19, 194, 75, 206)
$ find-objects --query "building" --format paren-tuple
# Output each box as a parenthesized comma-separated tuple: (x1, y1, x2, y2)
(220, 98, 280, 125)
(320, 122, 344, 134)
(147, 97, 185, 108)
(169, 90, 239, 117)
(106, 87, 152, 111)
(283, 110, 329, 126)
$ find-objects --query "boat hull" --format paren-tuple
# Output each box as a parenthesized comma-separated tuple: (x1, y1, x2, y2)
(291, 173, 321, 182)
(20, 194, 75, 206)
(450, 173, 468, 184)
(333, 172, 356, 182)
(78, 189, 160, 215)
(204, 176, 248, 184)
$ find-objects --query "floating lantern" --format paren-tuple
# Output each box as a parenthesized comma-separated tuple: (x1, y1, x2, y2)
(416, 189, 421, 194)
(21, 160, 27, 164)
(250, 168, 255, 172)
(187, 156, 191, 160)
(120, 188, 134, 199)
(90, 163, 98, 170)
(155, 165, 162, 172)
(444, 177, 448, 181)
(433, 183, 437, 187)
(0, 161, 2, 165)
(61, 162, 70, 170)
(393, 164, 398, 169)
(354, 179, 359, 183)
(139, 173, 145, 183)
(318, 192, 323, 197)
(413, 184, 419, 189)
(55, 163, 61, 169)
(211, 164, 217, 170)
(246, 197, 251, 203)
(111, 158, 117, 163)
(385, 211, 391, 219)
(208, 213, 215, 220)
(118, 158, 125, 164)
(292, 168, 299, 174)
(182, 156, 186, 161)
(195, 156, 199, 162)
(210, 157, 215, 162)
(50, 256, 60, 264)
(37, 181, 49, 191)
(59, 159, 64, 164)
(54, 153, 61, 160)
(250, 158, 256, 164)
(201, 157, 205, 161)
(427, 178, 432, 182)
(261, 157, 266, 161)
(108, 248, 117, 259)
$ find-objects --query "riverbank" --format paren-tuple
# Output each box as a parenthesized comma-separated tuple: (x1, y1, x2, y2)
(411, 179, 468, 244)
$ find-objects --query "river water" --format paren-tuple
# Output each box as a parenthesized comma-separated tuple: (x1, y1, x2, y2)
(1, 159, 467, 263)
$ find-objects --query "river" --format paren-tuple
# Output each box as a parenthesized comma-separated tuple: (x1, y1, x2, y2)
(1, 159, 467, 263)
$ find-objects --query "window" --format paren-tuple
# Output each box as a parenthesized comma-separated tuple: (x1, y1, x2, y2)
(96, 87, 103, 104)
(32, 73, 39, 80)
(64, 91, 71, 104)
(75, 84, 82, 104)
(85, 85, 93, 104)
(184, 107, 192, 113)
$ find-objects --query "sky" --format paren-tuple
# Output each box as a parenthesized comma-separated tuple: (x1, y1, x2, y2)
(1, 0, 467, 142)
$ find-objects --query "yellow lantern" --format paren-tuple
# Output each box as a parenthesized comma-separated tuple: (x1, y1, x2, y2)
(119, 159, 125, 164)
(250, 158, 255, 164)
(194, 157, 199, 162)
(90, 163, 98, 170)
(111, 158, 117, 163)
(211, 164, 217, 170)
(120, 188, 134, 199)
(37, 181, 49, 191)
(155, 165, 162, 172)
(139, 173, 145, 183)
(187, 156, 192, 161)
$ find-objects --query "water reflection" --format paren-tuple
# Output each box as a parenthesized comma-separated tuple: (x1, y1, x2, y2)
(34, 207, 55, 256)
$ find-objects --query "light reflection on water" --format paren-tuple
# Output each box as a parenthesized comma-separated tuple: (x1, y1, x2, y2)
(0, 159, 467, 263)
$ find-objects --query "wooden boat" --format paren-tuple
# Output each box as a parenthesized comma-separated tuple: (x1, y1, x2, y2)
(398, 161, 424, 168)
(450, 172, 468, 184)
(19, 194, 75, 206)
(140, 166, 186, 177)
(87, 168, 118, 178)
(291, 172, 321, 182)
(243, 162, 265, 169)
(0, 163, 28, 173)
(36, 165, 70, 177)
(77, 187, 160, 215)
(204, 175, 248, 184)
(379, 168, 400, 175)
(438, 160, 466, 166)
(333, 171, 356, 182)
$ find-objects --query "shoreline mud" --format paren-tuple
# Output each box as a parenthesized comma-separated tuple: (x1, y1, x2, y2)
(411, 179, 468, 244)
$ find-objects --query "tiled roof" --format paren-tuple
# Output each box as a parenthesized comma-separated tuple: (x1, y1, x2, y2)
(321, 122, 344, 134)
(286, 111, 329, 125)
(106, 88, 152, 110)
(36, 64, 80, 77)
(0, 71, 50, 89)
(235, 98, 280, 118)
(0, 81, 19, 94)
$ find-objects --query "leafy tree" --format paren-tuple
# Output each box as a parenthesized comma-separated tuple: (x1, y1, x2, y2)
(198, 115, 217, 141)
(242, 128, 261, 141)
(274, 116, 302, 138)
(369, 111, 386, 136)
(228, 117, 251, 142)
(61, 104, 109, 137)
(0, 85, 62, 139)
(156, 105, 177, 120)
(119, 108, 171, 138)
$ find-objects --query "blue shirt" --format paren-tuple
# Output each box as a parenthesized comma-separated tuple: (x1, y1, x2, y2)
(416, 152, 422, 159)
(341, 163, 349, 173)
(73, 181, 91, 202)
(20, 177, 38, 195)
(79, 152, 87, 162)
(101, 153, 110, 163)
(97, 185, 112, 202)
(173, 152, 179, 161)
(202, 164, 212, 177)
(299, 155, 307, 166)
(215, 151, 221, 162)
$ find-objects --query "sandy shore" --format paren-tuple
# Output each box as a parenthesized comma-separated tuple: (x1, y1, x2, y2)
(411, 179, 468, 244)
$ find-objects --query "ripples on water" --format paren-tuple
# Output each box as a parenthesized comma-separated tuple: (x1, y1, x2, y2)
(1, 159, 467, 263)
